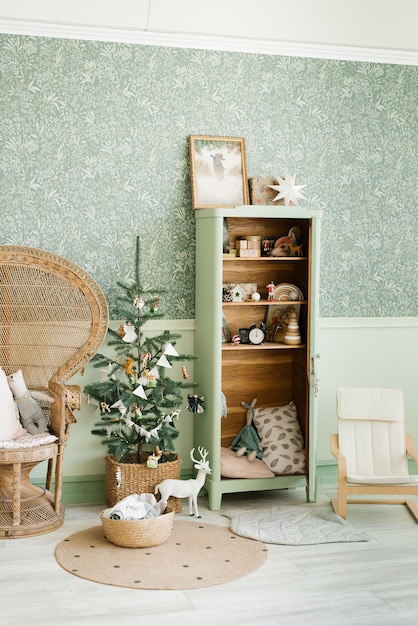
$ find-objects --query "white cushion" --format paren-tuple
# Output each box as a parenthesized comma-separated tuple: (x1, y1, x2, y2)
(337, 387, 409, 478)
(0, 367, 26, 441)
(337, 387, 403, 421)
(0, 431, 57, 449)
(220, 447, 274, 479)
(253, 402, 305, 475)
(347, 473, 418, 485)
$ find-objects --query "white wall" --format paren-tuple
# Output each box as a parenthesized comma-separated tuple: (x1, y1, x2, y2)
(317, 319, 418, 461)
(1, 0, 418, 53)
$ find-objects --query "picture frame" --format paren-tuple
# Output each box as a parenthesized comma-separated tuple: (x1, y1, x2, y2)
(264, 303, 301, 343)
(189, 135, 249, 209)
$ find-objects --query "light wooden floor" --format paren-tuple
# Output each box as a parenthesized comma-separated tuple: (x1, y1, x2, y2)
(2, 485, 418, 626)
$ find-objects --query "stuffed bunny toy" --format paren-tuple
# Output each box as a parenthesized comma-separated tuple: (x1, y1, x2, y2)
(230, 398, 264, 461)
(7, 369, 53, 434)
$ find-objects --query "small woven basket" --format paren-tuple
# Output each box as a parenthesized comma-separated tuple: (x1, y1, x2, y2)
(105, 453, 182, 512)
(100, 506, 175, 548)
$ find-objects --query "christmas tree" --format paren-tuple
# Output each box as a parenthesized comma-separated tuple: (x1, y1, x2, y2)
(84, 237, 199, 464)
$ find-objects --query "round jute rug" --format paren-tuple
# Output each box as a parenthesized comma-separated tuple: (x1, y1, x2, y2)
(55, 520, 268, 590)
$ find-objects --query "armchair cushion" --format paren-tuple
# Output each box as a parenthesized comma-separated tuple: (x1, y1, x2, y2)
(0, 431, 57, 449)
(337, 387, 409, 477)
(347, 473, 418, 485)
(0, 367, 26, 441)
(337, 387, 404, 421)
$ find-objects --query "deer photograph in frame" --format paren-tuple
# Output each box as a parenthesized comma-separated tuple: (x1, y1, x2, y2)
(189, 135, 249, 209)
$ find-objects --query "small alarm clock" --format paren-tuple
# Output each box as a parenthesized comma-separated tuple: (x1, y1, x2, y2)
(248, 324, 265, 345)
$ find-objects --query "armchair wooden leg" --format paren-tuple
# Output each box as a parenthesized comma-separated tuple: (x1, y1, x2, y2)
(405, 500, 418, 522)
(12, 463, 21, 527)
(331, 481, 348, 519)
(46, 458, 53, 491)
(54, 449, 63, 512)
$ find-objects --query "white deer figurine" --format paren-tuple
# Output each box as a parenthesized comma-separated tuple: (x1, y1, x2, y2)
(155, 447, 211, 518)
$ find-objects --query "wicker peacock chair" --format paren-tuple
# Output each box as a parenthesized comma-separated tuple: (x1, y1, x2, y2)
(0, 246, 108, 538)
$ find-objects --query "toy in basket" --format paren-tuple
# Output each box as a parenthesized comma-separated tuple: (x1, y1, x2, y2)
(100, 507, 174, 548)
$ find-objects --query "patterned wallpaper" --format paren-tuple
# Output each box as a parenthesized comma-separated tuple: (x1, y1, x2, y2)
(1, 34, 417, 318)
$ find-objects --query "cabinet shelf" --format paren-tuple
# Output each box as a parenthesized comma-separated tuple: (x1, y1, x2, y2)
(223, 256, 307, 262)
(222, 300, 307, 306)
(222, 343, 306, 351)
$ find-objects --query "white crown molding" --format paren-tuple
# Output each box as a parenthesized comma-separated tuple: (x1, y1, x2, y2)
(1, 19, 418, 65)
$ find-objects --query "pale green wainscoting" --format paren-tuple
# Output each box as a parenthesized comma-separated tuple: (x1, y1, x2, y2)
(33, 317, 418, 504)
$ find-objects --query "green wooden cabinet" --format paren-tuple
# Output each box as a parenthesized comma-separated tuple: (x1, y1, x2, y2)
(194, 206, 321, 510)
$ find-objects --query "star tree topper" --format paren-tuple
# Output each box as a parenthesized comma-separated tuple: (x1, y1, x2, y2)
(269, 174, 306, 206)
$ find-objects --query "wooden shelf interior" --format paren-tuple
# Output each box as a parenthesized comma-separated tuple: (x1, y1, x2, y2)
(221, 216, 311, 462)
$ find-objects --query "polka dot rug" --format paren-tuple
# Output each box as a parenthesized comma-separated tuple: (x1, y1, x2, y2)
(55, 520, 268, 590)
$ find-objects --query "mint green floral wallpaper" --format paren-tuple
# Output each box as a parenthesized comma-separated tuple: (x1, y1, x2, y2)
(1, 34, 417, 318)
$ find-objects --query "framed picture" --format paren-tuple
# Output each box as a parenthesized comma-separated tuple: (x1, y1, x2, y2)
(264, 303, 301, 343)
(189, 135, 249, 209)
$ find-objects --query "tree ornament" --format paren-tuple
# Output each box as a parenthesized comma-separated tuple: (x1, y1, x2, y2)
(142, 352, 151, 367)
(122, 323, 137, 343)
(124, 357, 135, 379)
(133, 295, 145, 310)
(182, 366, 189, 379)
(150, 298, 160, 314)
(144, 369, 157, 387)
(163, 409, 181, 426)
(187, 394, 205, 414)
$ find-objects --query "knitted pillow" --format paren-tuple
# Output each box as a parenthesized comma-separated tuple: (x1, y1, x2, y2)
(0, 367, 26, 441)
(252, 402, 306, 475)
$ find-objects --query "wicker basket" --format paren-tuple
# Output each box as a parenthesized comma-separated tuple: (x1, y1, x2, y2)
(100, 506, 175, 548)
(105, 453, 182, 512)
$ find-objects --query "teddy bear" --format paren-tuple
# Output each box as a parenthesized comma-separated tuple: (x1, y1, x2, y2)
(230, 398, 264, 461)
(7, 369, 53, 434)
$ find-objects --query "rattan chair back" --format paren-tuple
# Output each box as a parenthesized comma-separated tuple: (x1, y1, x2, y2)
(0, 245, 108, 537)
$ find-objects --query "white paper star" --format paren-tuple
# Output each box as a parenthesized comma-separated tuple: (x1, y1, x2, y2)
(269, 174, 306, 206)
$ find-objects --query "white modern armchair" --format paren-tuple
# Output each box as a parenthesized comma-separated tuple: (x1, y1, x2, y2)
(330, 387, 418, 522)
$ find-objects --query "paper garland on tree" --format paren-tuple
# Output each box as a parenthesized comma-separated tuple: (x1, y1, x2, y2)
(133, 385, 147, 399)
(156, 354, 172, 368)
(100, 363, 116, 381)
(163, 342, 179, 357)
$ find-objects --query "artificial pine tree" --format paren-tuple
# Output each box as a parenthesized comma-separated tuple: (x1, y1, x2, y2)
(84, 237, 198, 464)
